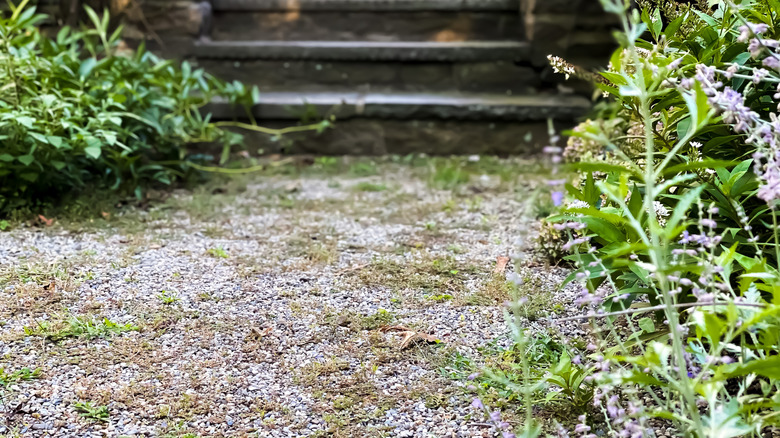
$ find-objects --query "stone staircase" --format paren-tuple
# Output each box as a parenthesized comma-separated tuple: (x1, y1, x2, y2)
(131, 0, 615, 154)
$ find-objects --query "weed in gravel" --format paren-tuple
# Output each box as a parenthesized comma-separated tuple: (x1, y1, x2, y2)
(459, 274, 512, 306)
(428, 159, 470, 190)
(427, 293, 453, 302)
(297, 357, 351, 386)
(463, 268, 555, 320)
(306, 241, 338, 265)
(158, 290, 180, 305)
(349, 161, 379, 176)
(509, 272, 557, 321)
(455, 330, 593, 423)
(352, 256, 478, 296)
(423, 393, 448, 409)
(24, 315, 137, 341)
(206, 247, 229, 258)
(446, 244, 465, 254)
(332, 395, 356, 410)
(354, 182, 387, 192)
(0, 261, 73, 288)
(359, 309, 395, 330)
(74, 401, 109, 422)
(0, 367, 41, 387)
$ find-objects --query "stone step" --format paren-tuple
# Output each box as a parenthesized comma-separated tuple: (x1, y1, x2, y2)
(209, 10, 521, 42)
(190, 40, 530, 61)
(204, 90, 590, 121)
(238, 118, 553, 155)
(194, 58, 540, 94)
(209, 0, 519, 11)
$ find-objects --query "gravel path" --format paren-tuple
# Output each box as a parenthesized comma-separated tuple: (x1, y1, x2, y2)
(0, 158, 582, 437)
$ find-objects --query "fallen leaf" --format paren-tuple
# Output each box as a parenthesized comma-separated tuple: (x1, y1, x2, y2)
(101, 211, 111, 219)
(42, 280, 56, 294)
(250, 326, 272, 338)
(38, 215, 54, 227)
(494, 256, 510, 274)
(380, 325, 441, 349)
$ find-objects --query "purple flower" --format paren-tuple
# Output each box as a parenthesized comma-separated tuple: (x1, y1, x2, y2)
(739, 22, 769, 42)
(490, 411, 502, 422)
(551, 191, 564, 206)
(574, 423, 592, 434)
(764, 56, 780, 70)
(749, 39, 763, 58)
(753, 68, 769, 83)
(471, 398, 483, 410)
(700, 218, 717, 228)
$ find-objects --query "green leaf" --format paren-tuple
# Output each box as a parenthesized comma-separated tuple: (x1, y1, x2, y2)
(650, 9, 662, 39)
(627, 184, 643, 220)
(79, 57, 97, 80)
(17, 154, 35, 166)
(0, 153, 14, 162)
(16, 116, 34, 129)
(663, 14, 685, 39)
(20, 172, 38, 182)
(47, 136, 64, 148)
(638, 317, 654, 333)
(722, 355, 780, 379)
(84, 137, 102, 159)
(28, 132, 49, 144)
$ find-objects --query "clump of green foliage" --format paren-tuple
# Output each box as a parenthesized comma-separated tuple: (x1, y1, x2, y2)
(0, 1, 257, 215)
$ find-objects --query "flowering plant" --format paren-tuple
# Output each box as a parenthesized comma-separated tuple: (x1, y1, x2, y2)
(471, 0, 780, 436)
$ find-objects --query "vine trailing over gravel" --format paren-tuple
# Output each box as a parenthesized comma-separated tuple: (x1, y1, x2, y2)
(470, 0, 780, 436)
(0, 1, 328, 218)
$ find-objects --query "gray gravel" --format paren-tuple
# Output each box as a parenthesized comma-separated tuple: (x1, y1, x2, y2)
(0, 160, 583, 437)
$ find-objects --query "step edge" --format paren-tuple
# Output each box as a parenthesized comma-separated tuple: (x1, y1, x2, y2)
(209, 0, 519, 12)
(190, 40, 531, 61)
(204, 92, 591, 121)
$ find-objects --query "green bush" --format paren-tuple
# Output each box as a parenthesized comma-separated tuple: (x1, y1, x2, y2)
(469, 0, 780, 436)
(0, 1, 257, 215)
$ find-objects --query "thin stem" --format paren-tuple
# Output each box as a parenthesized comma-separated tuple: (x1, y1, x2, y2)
(554, 301, 765, 322)
(214, 120, 328, 136)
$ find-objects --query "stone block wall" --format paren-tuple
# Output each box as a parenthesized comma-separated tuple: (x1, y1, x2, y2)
(520, 0, 618, 68)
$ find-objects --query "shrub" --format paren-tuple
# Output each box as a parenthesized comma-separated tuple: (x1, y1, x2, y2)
(471, 0, 780, 436)
(0, 1, 261, 215)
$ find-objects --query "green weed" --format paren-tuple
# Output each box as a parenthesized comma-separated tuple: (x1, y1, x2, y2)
(24, 315, 137, 341)
(74, 401, 109, 422)
(158, 290, 180, 305)
(0, 367, 41, 387)
(206, 247, 229, 258)
(354, 182, 387, 192)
